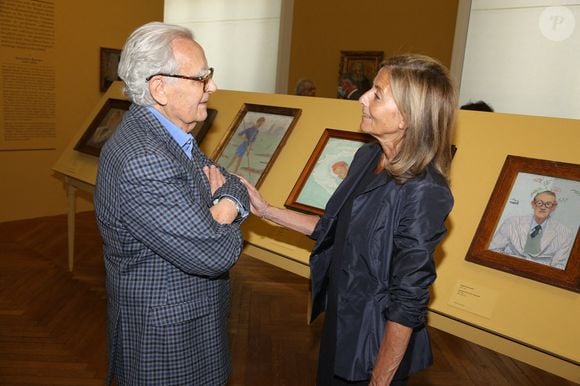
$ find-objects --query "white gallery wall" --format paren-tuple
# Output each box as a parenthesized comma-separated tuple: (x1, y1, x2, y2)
(456, 0, 579, 119)
(164, 0, 286, 93)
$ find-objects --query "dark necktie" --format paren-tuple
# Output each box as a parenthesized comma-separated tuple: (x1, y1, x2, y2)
(530, 224, 542, 238)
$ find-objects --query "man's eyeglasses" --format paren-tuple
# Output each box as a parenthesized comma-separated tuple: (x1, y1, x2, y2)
(146, 67, 214, 91)
(534, 200, 557, 209)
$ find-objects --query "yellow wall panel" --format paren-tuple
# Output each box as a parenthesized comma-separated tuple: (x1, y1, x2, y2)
(288, 0, 459, 97)
(0, 0, 163, 222)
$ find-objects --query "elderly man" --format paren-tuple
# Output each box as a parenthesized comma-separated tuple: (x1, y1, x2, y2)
(295, 78, 317, 96)
(489, 190, 575, 269)
(337, 73, 363, 100)
(94, 22, 249, 385)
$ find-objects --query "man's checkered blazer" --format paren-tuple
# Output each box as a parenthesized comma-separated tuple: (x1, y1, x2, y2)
(94, 104, 249, 385)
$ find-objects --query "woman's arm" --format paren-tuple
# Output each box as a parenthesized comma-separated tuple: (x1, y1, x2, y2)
(370, 321, 412, 386)
(260, 203, 320, 236)
(238, 176, 319, 236)
(372, 179, 453, 384)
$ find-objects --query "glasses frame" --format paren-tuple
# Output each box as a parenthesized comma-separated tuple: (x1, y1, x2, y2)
(145, 67, 214, 90)
(533, 199, 557, 209)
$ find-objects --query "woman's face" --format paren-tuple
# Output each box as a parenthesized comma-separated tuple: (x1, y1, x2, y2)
(359, 69, 406, 142)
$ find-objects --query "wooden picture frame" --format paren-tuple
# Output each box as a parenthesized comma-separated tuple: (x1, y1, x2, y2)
(213, 103, 301, 187)
(191, 108, 217, 144)
(100, 47, 122, 92)
(338, 50, 384, 97)
(285, 128, 372, 215)
(74, 98, 130, 157)
(466, 155, 580, 292)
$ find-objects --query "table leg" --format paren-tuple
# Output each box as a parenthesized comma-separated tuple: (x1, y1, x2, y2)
(66, 182, 76, 272)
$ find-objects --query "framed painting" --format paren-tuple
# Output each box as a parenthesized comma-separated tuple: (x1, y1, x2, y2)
(74, 98, 130, 157)
(338, 50, 384, 98)
(285, 128, 373, 216)
(191, 108, 217, 144)
(100, 47, 122, 92)
(213, 103, 301, 187)
(466, 155, 579, 292)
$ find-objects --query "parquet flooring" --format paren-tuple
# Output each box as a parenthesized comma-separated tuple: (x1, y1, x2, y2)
(0, 212, 576, 385)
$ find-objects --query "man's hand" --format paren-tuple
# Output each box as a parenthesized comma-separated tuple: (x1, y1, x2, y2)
(204, 165, 225, 195)
(203, 165, 238, 224)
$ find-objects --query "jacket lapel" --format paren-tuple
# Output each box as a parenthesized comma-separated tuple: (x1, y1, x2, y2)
(134, 105, 212, 203)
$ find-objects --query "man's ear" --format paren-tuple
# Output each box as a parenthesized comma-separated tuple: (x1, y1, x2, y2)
(149, 77, 168, 106)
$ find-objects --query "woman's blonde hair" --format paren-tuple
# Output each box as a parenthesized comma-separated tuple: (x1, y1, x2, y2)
(379, 54, 457, 183)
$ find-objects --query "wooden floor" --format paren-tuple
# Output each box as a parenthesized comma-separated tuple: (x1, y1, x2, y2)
(0, 212, 576, 386)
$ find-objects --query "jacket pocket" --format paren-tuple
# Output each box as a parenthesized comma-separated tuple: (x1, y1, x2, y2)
(150, 298, 211, 327)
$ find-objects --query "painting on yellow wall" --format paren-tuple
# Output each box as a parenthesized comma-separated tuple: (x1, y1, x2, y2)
(285, 128, 372, 215)
(100, 47, 122, 92)
(74, 98, 130, 157)
(338, 51, 383, 99)
(466, 155, 579, 292)
(213, 103, 301, 188)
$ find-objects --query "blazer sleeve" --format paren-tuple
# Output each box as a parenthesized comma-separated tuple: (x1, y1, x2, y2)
(118, 152, 245, 277)
(388, 178, 453, 328)
(192, 142, 250, 220)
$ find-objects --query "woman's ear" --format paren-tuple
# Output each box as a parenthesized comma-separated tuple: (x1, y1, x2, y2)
(148, 76, 168, 106)
(397, 112, 407, 131)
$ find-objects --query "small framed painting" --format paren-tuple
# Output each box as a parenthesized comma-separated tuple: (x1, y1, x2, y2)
(338, 50, 384, 98)
(74, 98, 130, 157)
(466, 155, 579, 292)
(285, 128, 372, 215)
(99, 47, 122, 92)
(213, 103, 301, 187)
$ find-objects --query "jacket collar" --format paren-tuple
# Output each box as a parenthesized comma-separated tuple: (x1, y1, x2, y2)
(129, 104, 210, 191)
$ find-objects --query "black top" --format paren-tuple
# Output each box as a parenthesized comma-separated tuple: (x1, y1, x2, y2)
(317, 152, 385, 385)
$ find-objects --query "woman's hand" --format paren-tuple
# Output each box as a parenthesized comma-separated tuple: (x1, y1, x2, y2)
(236, 174, 319, 236)
(237, 175, 270, 218)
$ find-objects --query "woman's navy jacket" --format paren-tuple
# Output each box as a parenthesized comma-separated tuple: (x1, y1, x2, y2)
(309, 142, 454, 381)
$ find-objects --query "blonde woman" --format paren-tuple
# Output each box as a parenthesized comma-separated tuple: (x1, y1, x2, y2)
(241, 54, 456, 386)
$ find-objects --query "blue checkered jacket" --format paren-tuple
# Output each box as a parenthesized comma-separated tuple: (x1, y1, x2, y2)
(94, 104, 248, 385)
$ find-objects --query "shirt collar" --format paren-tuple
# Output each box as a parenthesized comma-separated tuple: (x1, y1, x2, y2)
(147, 106, 193, 159)
(530, 215, 550, 229)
